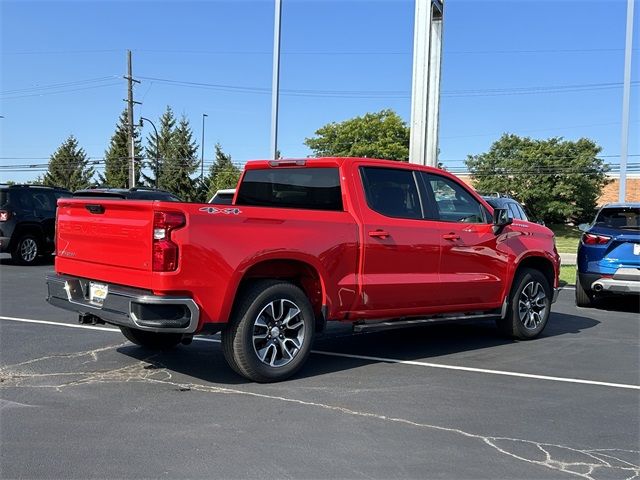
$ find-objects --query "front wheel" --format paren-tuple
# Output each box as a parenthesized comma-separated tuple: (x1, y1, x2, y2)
(496, 268, 551, 340)
(120, 326, 183, 350)
(222, 280, 315, 383)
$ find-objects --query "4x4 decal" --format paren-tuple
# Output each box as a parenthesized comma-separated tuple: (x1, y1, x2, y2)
(199, 206, 242, 215)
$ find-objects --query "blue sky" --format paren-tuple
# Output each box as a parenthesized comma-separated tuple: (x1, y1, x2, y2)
(1, 0, 638, 183)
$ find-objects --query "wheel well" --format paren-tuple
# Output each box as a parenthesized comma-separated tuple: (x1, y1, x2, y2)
(9, 224, 44, 250)
(237, 259, 325, 329)
(514, 256, 555, 291)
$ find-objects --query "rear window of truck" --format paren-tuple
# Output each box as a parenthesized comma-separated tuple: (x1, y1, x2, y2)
(236, 167, 343, 211)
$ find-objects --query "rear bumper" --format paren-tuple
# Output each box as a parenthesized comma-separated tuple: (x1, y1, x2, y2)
(46, 273, 200, 333)
(590, 268, 640, 295)
(0, 236, 10, 253)
(579, 269, 640, 295)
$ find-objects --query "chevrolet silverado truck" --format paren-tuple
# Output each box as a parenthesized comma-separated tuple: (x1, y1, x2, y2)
(46, 158, 560, 382)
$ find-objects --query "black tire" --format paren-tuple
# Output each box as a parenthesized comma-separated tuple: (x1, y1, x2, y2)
(120, 326, 182, 350)
(496, 268, 551, 340)
(11, 234, 41, 266)
(575, 273, 594, 308)
(221, 280, 315, 383)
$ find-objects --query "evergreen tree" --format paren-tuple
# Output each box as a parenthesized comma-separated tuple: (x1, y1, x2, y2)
(142, 106, 177, 189)
(163, 115, 200, 201)
(99, 110, 142, 188)
(43, 135, 94, 191)
(206, 143, 241, 199)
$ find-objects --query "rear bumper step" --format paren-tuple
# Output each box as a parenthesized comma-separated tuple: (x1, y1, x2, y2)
(46, 273, 200, 333)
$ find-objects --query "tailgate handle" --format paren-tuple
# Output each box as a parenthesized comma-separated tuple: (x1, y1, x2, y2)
(85, 204, 105, 214)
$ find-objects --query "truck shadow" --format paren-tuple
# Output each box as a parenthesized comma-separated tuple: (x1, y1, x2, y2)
(118, 312, 599, 385)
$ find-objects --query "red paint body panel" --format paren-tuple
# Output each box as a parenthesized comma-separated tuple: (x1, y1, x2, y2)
(54, 157, 560, 332)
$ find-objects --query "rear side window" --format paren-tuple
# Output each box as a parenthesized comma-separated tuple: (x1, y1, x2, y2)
(236, 167, 342, 211)
(33, 191, 57, 214)
(507, 203, 520, 220)
(0, 191, 7, 207)
(360, 167, 423, 219)
(594, 207, 640, 230)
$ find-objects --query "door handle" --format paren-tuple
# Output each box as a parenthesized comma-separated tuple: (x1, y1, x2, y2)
(442, 233, 460, 240)
(368, 230, 390, 239)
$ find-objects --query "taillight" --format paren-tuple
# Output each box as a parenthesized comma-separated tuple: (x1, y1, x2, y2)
(152, 211, 185, 271)
(0, 210, 10, 222)
(582, 233, 611, 245)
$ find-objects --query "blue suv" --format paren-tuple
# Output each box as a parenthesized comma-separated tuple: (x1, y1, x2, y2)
(576, 203, 640, 307)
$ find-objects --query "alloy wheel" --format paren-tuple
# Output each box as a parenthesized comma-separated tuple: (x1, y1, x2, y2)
(518, 281, 548, 330)
(252, 299, 305, 367)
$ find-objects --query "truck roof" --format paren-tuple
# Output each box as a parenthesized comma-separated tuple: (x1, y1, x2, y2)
(244, 157, 447, 174)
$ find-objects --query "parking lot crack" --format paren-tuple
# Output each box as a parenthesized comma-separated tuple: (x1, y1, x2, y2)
(1, 350, 637, 480)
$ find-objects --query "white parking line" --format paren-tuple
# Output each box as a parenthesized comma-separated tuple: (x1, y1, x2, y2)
(2, 315, 639, 391)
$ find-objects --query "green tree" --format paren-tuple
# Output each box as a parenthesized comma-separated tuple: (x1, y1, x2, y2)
(206, 143, 241, 199)
(466, 134, 609, 224)
(142, 106, 177, 189)
(43, 135, 94, 191)
(163, 115, 200, 201)
(304, 109, 410, 161)
(99, 110, 142, 188)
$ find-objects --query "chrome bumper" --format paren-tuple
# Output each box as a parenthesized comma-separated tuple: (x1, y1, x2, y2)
(591, 268, 640, 295)
(46, 273, 200, 333)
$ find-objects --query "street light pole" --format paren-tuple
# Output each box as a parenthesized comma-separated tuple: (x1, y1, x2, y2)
(201, 113, 208, 182)
(139, 117, 159, 189)
(619, 0, 634, 202)
(270, 0, 282, 160)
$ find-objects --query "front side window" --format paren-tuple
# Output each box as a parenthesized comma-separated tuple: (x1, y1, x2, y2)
(236, 167, 342, 211)
(425, 174, 484, 223)
(360, 167, 423, 219)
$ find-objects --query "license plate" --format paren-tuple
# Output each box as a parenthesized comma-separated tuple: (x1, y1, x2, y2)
(634, 244, 640, 256)
(89, 282, 108, 305)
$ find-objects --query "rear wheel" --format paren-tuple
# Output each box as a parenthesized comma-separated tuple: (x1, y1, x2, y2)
(575, 273, 594, 308)
(222, 280, 315, 383)
(120, 326, 182, 350)
(497, 268, 551, 340)
(11, 234, 40, 265)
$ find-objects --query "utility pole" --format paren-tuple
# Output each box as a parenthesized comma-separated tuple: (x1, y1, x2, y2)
(124, 50, 140, 189)
(409, 0, 444, 167)
(619, 0, 634, 202)
(270, 0, 282, 160)
(201, 113, 208, 182)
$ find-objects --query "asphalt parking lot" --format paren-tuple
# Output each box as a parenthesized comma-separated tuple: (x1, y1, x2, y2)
(1, 256, 638, 479)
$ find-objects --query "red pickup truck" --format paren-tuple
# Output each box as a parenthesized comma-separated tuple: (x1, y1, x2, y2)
(47, 158, 560, 382)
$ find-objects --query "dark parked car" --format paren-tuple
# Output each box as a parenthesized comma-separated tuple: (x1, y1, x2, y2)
(73, 187, 181, 202)
(576, 202, 640, 307)
(0, 184, 72, 265)
(481, 194, 533, 222)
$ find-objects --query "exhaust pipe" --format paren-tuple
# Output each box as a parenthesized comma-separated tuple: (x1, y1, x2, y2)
(592, 283, 604, 292)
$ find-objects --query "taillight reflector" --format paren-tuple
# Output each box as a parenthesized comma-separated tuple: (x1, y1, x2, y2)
(582, 233, 611, 245)
(152, 211, 185, 271)
(0, 210, 9, 222)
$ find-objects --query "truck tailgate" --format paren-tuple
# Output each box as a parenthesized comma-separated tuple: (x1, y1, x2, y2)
(56, 199, 154, 271)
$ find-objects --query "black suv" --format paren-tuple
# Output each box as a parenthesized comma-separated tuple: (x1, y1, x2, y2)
(0, 185, 72, 265)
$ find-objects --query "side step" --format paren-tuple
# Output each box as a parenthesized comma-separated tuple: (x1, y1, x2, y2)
(353, 312, 500, 333)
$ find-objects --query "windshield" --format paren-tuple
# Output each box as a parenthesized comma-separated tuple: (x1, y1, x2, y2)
(594, 207, 640, 230)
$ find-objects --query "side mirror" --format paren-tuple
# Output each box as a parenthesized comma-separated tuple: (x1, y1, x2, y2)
(492, 208, 512, 234)
(578, 223, 590, 232)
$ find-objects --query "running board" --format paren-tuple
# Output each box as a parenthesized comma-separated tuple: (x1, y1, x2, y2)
(353, 313, 500, 333)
